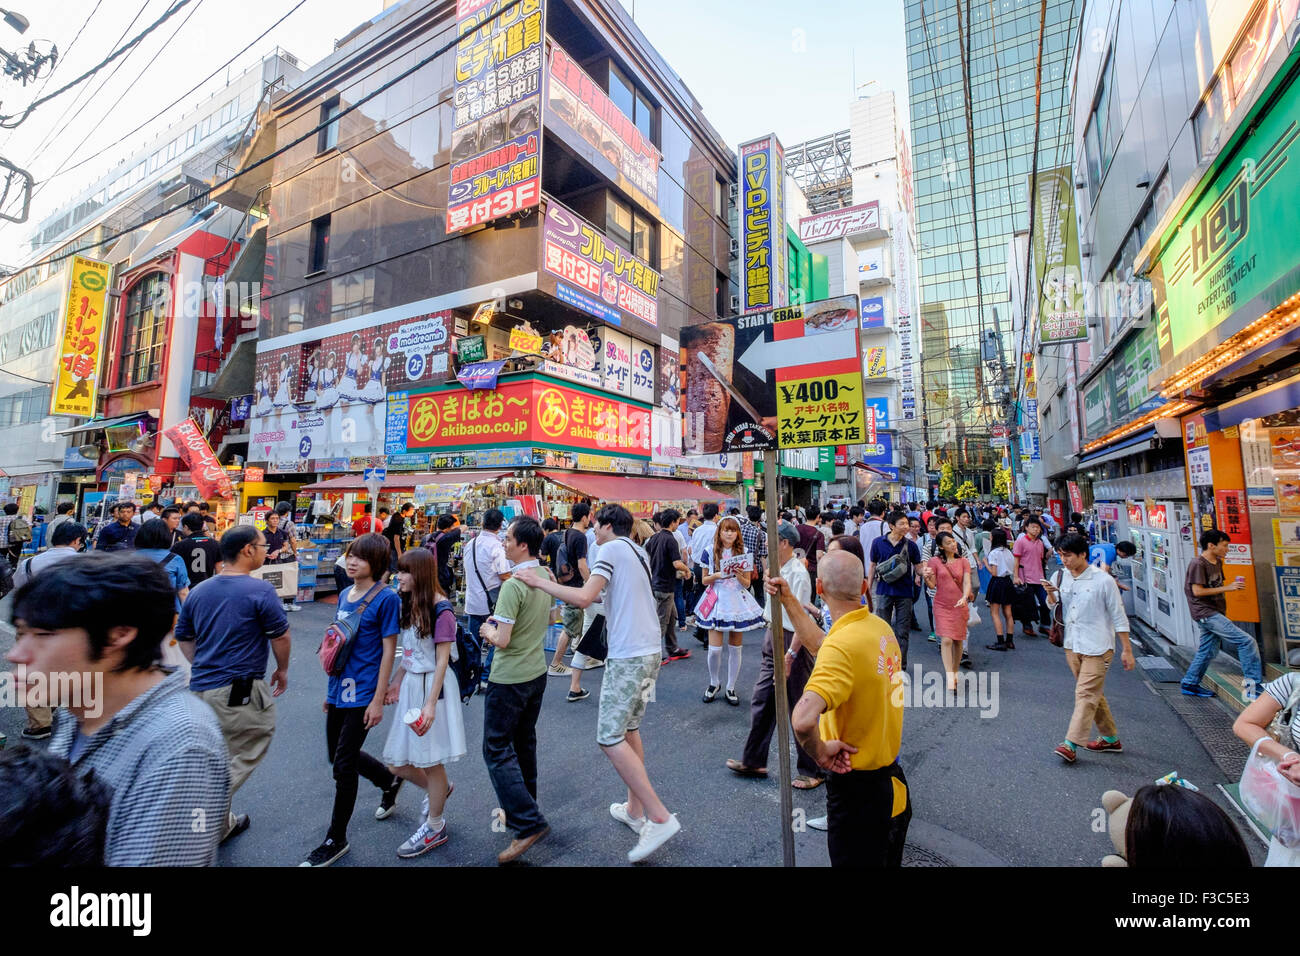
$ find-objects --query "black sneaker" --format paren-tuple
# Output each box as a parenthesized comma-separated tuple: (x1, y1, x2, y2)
(300, 838, 349, 867)
(20, 726, 52, 741)
(567, 688, 590, 702)
(960, 653, 973, 669)
(221, 814, 251, 844)
(376, 777, 403, 820)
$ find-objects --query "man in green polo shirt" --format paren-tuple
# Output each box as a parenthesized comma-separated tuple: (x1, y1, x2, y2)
(478, 515, 555, 864)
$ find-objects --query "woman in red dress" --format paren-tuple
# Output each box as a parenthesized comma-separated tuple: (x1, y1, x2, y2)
(921, 531, 971, 694)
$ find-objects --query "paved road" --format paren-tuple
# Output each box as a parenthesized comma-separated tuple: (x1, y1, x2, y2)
(1, 579, 1261, 866)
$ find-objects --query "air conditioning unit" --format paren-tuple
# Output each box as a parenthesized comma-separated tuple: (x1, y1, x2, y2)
(729, 294, 740, 313)
(728, 182, 738, 203)
(729, 237, 739, 257)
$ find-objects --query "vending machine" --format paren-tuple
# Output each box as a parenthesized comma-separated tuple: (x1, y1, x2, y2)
(1095, 502, 1127, 548)
(1127, 503, 1153, 627)
(1132, 500, 1198, 648)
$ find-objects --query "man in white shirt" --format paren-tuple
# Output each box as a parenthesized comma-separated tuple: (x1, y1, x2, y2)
(1046, 532, 1135, 764)
(519, 504, 681, 863)
(464, 509, 512, 686)
(728, 523, 821, 786)
(857, 501, 888, 569)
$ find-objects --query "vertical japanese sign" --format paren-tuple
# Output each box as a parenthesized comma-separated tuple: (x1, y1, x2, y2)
(1215, 488, 1253, 565)
(164, 418, 234, 500)
(1032, 166, 1086, 343)
(739, 134, 786, 313)
(51, 255, 111, 417)
(447, 0, 544, 233)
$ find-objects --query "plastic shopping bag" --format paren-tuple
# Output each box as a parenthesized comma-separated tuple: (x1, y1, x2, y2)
(1239, 738, 1300, 848)
(967, 604, 982, 626)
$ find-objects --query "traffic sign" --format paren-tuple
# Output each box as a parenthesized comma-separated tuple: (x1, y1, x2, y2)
(363, 466, 387, 482)
(680, 294, 865, 454)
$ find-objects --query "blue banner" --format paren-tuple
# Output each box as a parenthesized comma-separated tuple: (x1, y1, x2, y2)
(860, 433, 894, 464)
(864, 396, 890, 430)
(861, 296, 885, 329)
(456, 360, 507, 391)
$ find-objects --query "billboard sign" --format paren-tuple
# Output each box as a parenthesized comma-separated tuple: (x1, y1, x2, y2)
(544, 40, 659, 204)
(51, 255, 111, 417)
(797, 201, 880, 243)
(680, 294, 864, 454)
(539, 198, 660, 329)
(861, 295, 885, 329)
(738, 135, 786, 313)
(446, 0, 544, 233)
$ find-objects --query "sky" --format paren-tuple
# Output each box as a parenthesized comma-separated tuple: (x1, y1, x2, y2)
(0, 0, 911, 266)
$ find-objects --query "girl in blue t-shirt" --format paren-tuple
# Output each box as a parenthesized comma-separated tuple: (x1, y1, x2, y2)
(301, 532, 403, 868)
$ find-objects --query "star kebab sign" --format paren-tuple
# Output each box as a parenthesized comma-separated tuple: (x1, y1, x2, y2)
(680, 295, 866, 455)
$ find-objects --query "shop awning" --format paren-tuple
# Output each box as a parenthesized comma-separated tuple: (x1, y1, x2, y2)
(300, 470, 510, 492)
(1076, 427, 1157, 468)
(537, 470, 730, 503)
(54, 412, 152, 436)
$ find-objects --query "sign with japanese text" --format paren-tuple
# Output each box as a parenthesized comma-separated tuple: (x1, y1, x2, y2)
(1032, 166, 1086, 343)
(390, 376, 651, 458)
(447, 0, 544, 233)
(680, 294, 864, 454)
(244, 467, 265, 482)
(1215, 488, 1251, 547)
(865, 346, 886, 378)
(797, 201, 880, 243)
(1067, 481, 1083, 515)
(739, 134, 786, 313)
(600, 328, 632, 396)
(164, 418, 233, 500)
(508, 324, 543, 355)
(630, 338, 656, 405)
(539, 198, 660, 329)
(456, 335, 487, 363)
(51, 255, 111, 417)
(544, 40, 659, 204)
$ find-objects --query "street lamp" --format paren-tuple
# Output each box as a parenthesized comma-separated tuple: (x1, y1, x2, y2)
(0, 8, 28, 33)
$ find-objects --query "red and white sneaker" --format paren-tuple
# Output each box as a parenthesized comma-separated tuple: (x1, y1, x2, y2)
(397, 820, 448, 858)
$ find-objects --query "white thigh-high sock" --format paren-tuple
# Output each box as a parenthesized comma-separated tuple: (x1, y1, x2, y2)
(707, 645, 722, 686)
(727, 644, 743, 691)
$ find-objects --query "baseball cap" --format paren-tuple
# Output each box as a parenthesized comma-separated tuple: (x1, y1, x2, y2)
(777, 523, 801, 547)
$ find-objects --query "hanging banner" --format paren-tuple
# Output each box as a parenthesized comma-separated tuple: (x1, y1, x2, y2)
(738, 134, 786, 313)
(797, 201, 880, 243)
(164, 418, 233, 500)
(861, 296, 885, 329)
(446, 0, 545, 233)
(456, 359, 507, 390)
(51, 255, 112, 417)
(1032, 166, 1086, 343)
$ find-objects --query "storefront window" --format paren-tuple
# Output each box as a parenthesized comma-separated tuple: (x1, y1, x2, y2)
(1194, 77, 1229, 161)
(119, 273, 169, 387)
(1228, 0, 1282, 104)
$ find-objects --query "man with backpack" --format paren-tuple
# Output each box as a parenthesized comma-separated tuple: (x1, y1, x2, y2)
(545, 503, 591, 678)
(867, 512, 922, 671)
(423, 513, 461, 594)
(0, 502, 31, 568)
(857, 500, 888, 573)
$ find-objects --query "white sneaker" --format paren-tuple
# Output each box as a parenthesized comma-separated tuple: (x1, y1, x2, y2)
(548, 663, 574, 676)
(807, 815, 828, 831)
(627, 813, 680, 862)
(610, 801, 646, 834)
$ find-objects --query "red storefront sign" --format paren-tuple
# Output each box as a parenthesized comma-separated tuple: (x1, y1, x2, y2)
(403, 378, 651, 457)
(1067, 481, 1083, 515)
(1215, 489, 1250, 541)
(1049, 499, 1065, 526)
(164, 419, 233, 500)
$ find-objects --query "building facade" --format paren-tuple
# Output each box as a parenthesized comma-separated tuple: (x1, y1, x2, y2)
(905, 0, 1077, 489)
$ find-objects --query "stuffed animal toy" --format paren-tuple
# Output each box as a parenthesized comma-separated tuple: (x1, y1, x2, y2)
(1100, 790, 1133, 866)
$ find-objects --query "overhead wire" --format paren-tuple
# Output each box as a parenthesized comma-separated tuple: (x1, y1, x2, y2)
(0, 0, 196, 128)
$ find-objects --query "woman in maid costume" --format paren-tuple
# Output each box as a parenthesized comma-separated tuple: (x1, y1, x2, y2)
(272, 354, 294, 408)
(253, 363, 275, 417)
(361, 337, 391, 455)
(314, 350, 340, 410)
(302, 348, 323, 404)
(339, 333, 365, 404)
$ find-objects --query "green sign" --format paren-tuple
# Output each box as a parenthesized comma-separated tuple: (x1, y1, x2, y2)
(1081, 323, 1165, 442)
(1032, 166, 1086, 344)
(456, 335, 486, 363)
(1151, 57, 1300, 358)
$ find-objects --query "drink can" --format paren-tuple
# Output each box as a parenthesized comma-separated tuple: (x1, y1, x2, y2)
(1235, 575, 1245, 584)
(404, 707, 430, 736)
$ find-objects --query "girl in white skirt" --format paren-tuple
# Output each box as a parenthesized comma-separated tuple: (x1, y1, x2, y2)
(695, 516, 765, 705)
(382, 548, 466, 857)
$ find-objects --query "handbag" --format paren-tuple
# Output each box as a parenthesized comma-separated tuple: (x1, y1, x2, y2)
(317, 582, 385, 676)
(1047, 570, 1065, 647)
(575, 612, 608, 661)
(967, 603, 981, 626)
(696, 585, 719, 620)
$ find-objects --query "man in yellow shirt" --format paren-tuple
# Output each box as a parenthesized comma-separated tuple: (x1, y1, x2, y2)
(769, 549, 910, 867)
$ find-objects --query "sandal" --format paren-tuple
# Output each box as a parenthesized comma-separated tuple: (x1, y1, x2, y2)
(792, 775, 824, 790)
(726, 758, 767, 778)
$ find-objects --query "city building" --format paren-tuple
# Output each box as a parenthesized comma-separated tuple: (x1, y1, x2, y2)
(787, 90, 926, 503)
(1041, 0, 1299, 678)
(233, 0, 741, 506)
(0, 51, 303, 520)
(905, 0, 1078, 490)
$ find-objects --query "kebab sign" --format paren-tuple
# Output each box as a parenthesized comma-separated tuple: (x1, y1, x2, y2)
(680, 294, 865, 454)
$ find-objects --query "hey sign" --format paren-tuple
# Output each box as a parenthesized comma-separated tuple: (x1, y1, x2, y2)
(680, 294, 864, 454)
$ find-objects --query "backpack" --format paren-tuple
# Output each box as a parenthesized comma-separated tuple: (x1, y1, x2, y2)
(10, 516, 31, 544)
(555, 528, 584, 584)
(434, 599, 481, 703)
(875, 538, 913, 584)
(317, 582, 385, 676)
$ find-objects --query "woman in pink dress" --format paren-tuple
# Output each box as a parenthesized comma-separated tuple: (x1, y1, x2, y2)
(922, 531, 971, 694)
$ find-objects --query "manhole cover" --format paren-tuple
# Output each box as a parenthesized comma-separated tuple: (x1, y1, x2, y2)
(903, 843, 952, 866)
(1136, 655, 1181, 682)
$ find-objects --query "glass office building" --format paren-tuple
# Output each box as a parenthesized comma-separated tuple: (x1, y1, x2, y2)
(905, 0, 1077, 486)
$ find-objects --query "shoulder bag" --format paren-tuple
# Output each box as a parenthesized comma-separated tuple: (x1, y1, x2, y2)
(470, 536, 500, 612)
(1047, 570, 1066, 647)
(318, 582, 385, 676)
(575, 539, 654, 662)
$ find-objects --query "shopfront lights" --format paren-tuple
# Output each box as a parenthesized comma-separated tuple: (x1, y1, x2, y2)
(1160, 297, 1300, 398)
